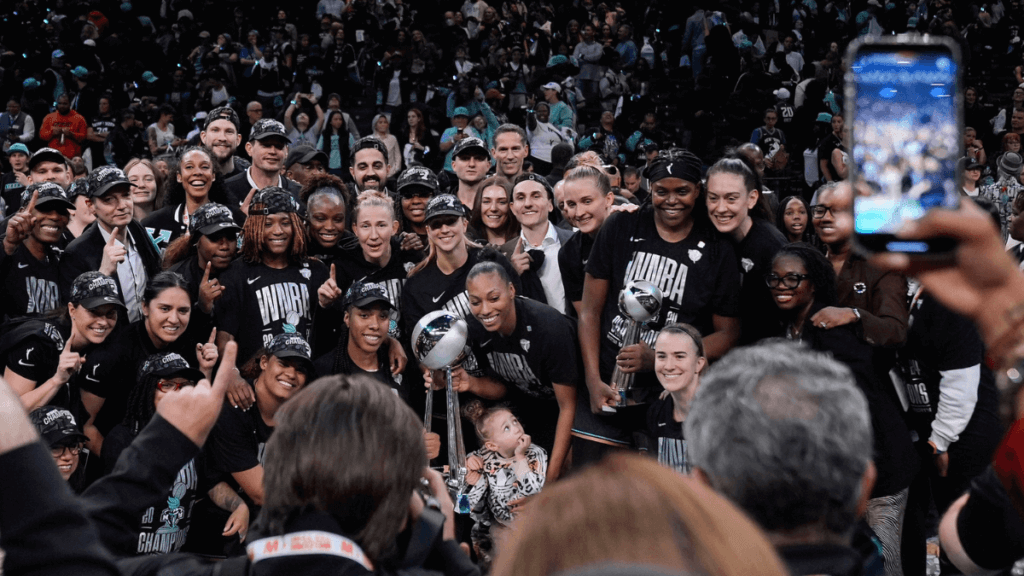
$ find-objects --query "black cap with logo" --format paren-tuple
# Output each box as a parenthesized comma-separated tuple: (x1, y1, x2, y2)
(249, 119, 291, 143)
(249, 186, 300, 216)
(190, 202, 241, 236)
(86, 166, 131, 198)
(21, 181, 75, 211)
(285, 144, 328, 169)
(267, 333, 313, 373)
(424, 194, 467, 221)
(397, 166, 439, 197)
(29, 406, 90, 447)
(204, 105, 241, 130)
(70, 271, 127, 311)
(344, 280, 394, 309)
(28, 147, 68, 170)
(452, 136, 490, 159)
(137, 351, 205, 383)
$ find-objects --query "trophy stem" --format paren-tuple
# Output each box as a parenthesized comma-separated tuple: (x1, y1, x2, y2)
(445, 366, 470, 513)
(609, 319, 641, 408)
(423, 386, 433, 432)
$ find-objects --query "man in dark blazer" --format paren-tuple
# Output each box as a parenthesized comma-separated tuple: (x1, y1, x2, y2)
(499, 173, 573, 314)
(222, 118, 302, 212)
(60, 167, 161, 322)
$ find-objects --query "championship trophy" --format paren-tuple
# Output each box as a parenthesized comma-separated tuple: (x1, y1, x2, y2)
(413, 311, 471, 514)
(605, 279, 663, 410)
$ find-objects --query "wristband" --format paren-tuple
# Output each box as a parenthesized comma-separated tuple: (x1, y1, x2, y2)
(851, 308, 861, 322)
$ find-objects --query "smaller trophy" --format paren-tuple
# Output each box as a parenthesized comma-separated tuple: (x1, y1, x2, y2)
(606, 279, 663, 411)
(413, 311, 471, 514)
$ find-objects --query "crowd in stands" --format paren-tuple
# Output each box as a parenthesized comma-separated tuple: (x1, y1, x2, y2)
(5, 1, 1024, 576)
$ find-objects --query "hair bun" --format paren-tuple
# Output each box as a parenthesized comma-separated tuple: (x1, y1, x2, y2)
(462, 399, 486, 423)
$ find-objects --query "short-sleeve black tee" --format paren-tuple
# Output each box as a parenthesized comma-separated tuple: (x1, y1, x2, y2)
(0, 319, 87, 422)
(465, 297, 577, 400)
(206, 397, 274, 477)
(335, 236, 420, 342)
(557, 230, 595, 316)
(735, 218, 786, 344)
(0, 243, 62, 321)
(400, 247, 491, 338)
(585, 209, 741, 381)
(645, 396, 690, 474)
(957, 465, 1024, 570)
(213, 258, 329, 363)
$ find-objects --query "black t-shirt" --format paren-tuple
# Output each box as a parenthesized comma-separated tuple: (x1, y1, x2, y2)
(213, 258, 329, 364)
(206, 396, 274, 478)
(957, 465, 1024, 570)
(735, 218, 786, 344)
(465, 297, 577, 401)
(102, 424, 203, 556)
(82, 321, 203, 435)
(1, 171, 27, 214)
(645, 396, 690, 474)
(557, 230, 595, 317)
(0, 318, 87, 423)
(335, 236, 420, 342)
(167, 254, 219, 346)
(0, 242, 62, 322)
(817, 132, 842, 178)
(400, 247, 493, 339)
(585, 209, 742, 382)
(897, 292, 1001, 447)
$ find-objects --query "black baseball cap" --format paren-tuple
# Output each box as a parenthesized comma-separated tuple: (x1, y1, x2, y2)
(452, 136, 490, 159)
(28, 147, 68, 170)
(70, 271, 127, 311)
(21, 181, 75, 211)
(249, 186, 300, 216)
(267, 333, 313, 373)
(86, 166, 131, 198)
(285, 144, 328, 169)
(344, 280, 394, 309)
(424, 194, 467, 221)
(29, 406, 89, 447)
(190, 202, 241, 236)
(397, 166, 439, 197)
(249, 118, 291, 143)
(351, 136, 389, 163)
(67, 178, 90, 202)
(137, 351, 205, 383)
(204, 105, 240, 130)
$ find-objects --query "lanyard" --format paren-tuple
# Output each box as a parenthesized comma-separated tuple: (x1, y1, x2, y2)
(247, 530, 373, 570)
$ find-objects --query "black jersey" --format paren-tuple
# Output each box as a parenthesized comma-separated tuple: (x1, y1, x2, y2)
(0, 242, 62, 321)
(143, 203, 246, 253)
(336, 236, 420, 339)
(400, 247, 493, 339)
(645, 396, 690, 474)
(465, 297, 577, 400)
(0, 318, 87, 423)
(735, 218, 786, 344)
(214, 258, 329, 363)
(557, 230, 595, 318)
(1, 171, 27, 214)
(81, 321, 203, 435)
(585, 209, 741, 382)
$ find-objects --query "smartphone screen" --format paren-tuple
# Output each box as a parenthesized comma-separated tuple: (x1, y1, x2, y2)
(849, 40, 961, 254)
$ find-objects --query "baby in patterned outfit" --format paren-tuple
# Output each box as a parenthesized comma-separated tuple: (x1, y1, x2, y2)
(463, 401, 547, 568)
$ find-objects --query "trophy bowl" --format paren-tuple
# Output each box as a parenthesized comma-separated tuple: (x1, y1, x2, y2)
(618, 279, 663, 323)
(412, 311, 469, 370)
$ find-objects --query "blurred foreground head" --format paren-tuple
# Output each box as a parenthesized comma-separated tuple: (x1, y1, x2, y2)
(492, 453, 789, 576)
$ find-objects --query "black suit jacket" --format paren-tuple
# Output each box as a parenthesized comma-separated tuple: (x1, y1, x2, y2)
(59, 220, 162, 303)
(222, 170, 303, 211)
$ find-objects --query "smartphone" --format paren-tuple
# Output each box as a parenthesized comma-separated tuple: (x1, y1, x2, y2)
(846, 34, 962, 255)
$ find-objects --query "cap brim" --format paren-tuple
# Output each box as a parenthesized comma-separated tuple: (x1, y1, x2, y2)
(92, 181, 131, 198)
(455, 146, 490, 158)
(35, 197, 76, 211)
(29, 152, 67, 168)
(253, 133, 292, 144)
(425, 209, 466, 221)
(349, 296, 394, 309)
(46, 430, 89, 447)
(272, 351, 314, 373)
(398, 183, 436, 196)
(79, 295, 127, 311)
(197, 222, 241, 236)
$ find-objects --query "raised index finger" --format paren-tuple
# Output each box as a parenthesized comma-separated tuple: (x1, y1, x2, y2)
(330, 263, 336, 283)
(107, 227, 121, 246)
(208, 327, 218, 344)
(202, 261, 211, 284)
(23, 190, 38, 214)
(211, 341, 238, 396)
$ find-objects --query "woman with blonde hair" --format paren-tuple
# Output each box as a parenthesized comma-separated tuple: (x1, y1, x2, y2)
(371, 113, 402, 175)
(492, 453, 790, 576)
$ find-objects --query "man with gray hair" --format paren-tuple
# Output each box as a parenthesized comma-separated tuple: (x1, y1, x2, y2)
(687, 342, 880, 576)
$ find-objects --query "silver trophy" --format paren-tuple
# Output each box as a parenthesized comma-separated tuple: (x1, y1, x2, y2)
(412, 311, 470, 514)
(607, 279, 663, 410)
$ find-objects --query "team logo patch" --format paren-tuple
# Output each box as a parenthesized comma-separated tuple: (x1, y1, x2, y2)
(688, 250, 702, 263)
(741, 258, 754, 273)
(300, 268, 311, 279)
(520, 339, 530, 352)
(853, 282, 867, 294)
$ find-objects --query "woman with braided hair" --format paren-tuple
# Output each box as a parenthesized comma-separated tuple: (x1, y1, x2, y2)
(100, 350, 249, 557)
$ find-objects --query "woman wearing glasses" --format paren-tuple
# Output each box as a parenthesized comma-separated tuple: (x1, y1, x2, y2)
(29, 405, 91, 491)
(77, 271, 218, 456)
(100, 351, 249, 556)
(767, 241, 915, 576)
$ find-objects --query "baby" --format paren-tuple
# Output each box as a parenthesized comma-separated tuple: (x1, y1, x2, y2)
(463, 401, 547, 568)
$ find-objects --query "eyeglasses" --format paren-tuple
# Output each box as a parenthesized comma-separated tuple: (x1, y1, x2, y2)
(764, 273, 811, 289)
(157, 378, 197, 393)
(51, 443, 84, 457)
(809, 205, 843, 219)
